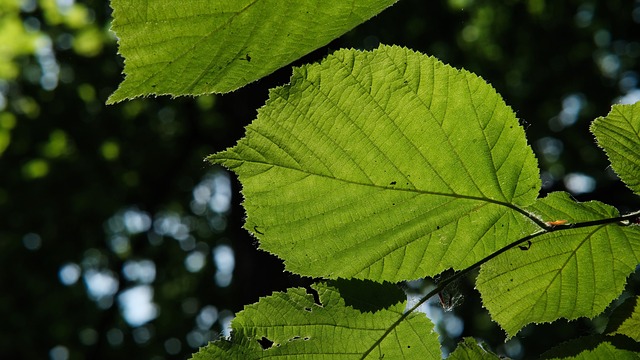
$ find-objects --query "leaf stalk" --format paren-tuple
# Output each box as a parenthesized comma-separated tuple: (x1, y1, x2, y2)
(359, 209, 640, 359)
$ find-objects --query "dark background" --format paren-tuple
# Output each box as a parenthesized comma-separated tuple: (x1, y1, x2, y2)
(1, 0, 639, 359)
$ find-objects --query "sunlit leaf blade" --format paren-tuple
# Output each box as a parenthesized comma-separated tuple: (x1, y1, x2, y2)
(591, 101, 640, 194)
(190, 281, 441, 359)
(448, 337, 500, 359)
(477, 192, 640, 337)
(107, 0, 398, 103)
(210, 44, 541, 282)
(609, 296, 640, 342)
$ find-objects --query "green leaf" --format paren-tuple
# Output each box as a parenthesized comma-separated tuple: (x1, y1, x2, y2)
(540, 335, 640, 359)
(191, 281, 441, 359)
(209, 44, 541, 282)
(555, 342, 640, 360)
(591, 101, 640, 194)
(448, 337, 500, 359)
(607, 296, 640, 342)
(477, 192, 640, 337)
(107, 0, 398, 103)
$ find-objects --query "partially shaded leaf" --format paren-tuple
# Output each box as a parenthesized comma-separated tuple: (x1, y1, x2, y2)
(591, 101, 640, 194)
(107, 0, 398, 103)
(608, 296, 640, 342)
(190, 281, 441, 359)
(210, 45, 541, 282)
(448, 337, 500, 360)
(540, 335, 640, 359)
(477, 192, 640, 337)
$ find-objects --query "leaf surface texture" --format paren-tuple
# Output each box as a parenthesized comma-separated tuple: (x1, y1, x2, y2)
(448, 337, 500, 359)
(108, 0, 397, 102)
(477, 192, 640, 336)
(191, 281, 441, 359)
(591, 101, 640, 194)
(210, 45, 540, 281)
(610, 296, 640, 342)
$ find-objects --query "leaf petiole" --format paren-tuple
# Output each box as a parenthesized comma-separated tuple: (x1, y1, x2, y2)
(360, 208, 640, 359)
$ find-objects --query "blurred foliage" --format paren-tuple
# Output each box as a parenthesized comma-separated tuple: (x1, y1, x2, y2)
(0, 0, 639, 359)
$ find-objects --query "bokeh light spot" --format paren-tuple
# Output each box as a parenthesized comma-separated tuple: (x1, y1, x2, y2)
(83, 269, 119, 302)
(564, 173, 596, 195)
(185, 251, 206, 273)
(59, 263, 81, 285)
(78, 328, 98, 346)
(196, 305, 219, 330)
(49, 345, 69, 360)
(132, 326, 153, 345)
(106, 328, 124, 347)
(22, 158, 50, 179)
(122, 259, 156, 283)
(213, 245, 234, 287)
(118, 285, 158, 327)
(100, 140, 120, 160)
(164, 338, 182, 355)
(22, 232, 42, 250)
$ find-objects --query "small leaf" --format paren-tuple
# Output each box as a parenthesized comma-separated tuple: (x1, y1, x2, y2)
(608, 296, 640, 342)
(591, 101, 640, 194)
(107, 0, 398, 103)
(210, 45, 541, 282)
(190, 281, 441, 359)
(448, 337, 500, 360)
(477, 192, 640, 337)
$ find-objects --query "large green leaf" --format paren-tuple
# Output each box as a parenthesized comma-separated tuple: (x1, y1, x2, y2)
(107, 0, 398, 103)
(191, 281, 441, 359)
(591, 101, 640, 194)
(477, 192, 640, 337)
(210, 44, 541, 282)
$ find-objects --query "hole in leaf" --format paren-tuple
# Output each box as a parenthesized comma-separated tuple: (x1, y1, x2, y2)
(289, 336, 301, 342)
(257, 337, 274, 350)
(389, 181, 396, 185)
(304, 307, 312, 312)
(305, 286, 321, 306)
(518, 240, 532, 250)
(304, 337, 310, 341)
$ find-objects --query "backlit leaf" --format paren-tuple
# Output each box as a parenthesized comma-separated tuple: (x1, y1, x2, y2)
(210, 44, 541, 282)
(555, 342, 640, 360)
(591, 101, 640, 194)
(609, 296, 640, 342)
(540, 335, 640, 359)
(191, 281, 441, 359)
(477, 192, 640, 337)
(107, 0, 398, 103)
(448, 337, 500, 360)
